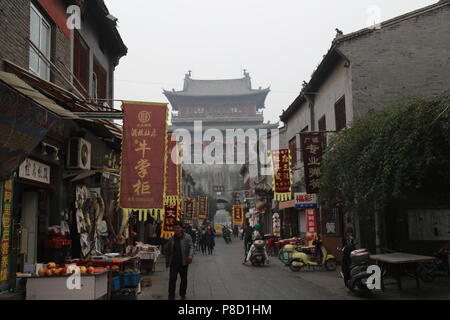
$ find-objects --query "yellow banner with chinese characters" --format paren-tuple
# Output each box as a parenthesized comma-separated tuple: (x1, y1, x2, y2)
(0, 178, 13, 285)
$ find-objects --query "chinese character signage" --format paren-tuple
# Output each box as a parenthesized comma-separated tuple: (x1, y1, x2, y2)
(165, 134, 181, 206)
(306, 208, 318, 246)
(198, 195, 208, 219)
(192, 199, 198, 219)
(232, 205, 244, 226)
(294, 193, 317, 209)
(0, 178, 13, 285)
(269, 149, 292, 201)
(119, 102, 168, 221)
(19, 158, 50, 184)
(161, 200, 181, 239)
(184, 198, 194, 220)
(300, 133, 324, 194)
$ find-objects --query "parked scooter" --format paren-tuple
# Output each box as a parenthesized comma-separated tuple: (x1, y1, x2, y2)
(277, 238, 305, 265)
(249, 240, 267, 267)
(290, 239, 336, 272)
(340, 239, 373, 293)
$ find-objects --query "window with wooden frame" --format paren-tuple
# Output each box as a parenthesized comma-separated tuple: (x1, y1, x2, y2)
(73, 31, 89, 97)
(334, 96, 347, 131)
(318, 115, 327, 148)
(289, 137, 297, 168)
(29, 3, 51, 81)
(93, 57, 107, 102)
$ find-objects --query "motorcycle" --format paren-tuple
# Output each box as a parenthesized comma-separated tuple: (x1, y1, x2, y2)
(249, 240, 267, 267)
(289, 239, 336, 272)
(339, 239, 373, 294)
(223, 229, 232, 244)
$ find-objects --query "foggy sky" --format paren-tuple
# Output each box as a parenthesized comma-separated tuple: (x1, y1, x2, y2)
(104, 0, 436, 125)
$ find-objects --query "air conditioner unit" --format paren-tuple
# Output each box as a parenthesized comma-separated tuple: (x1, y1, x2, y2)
(67, 138, 91, 170)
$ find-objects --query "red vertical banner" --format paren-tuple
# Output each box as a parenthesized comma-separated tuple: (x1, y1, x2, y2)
(198, 195, 208, 219)
(165, 134, 180, 205)
(184, 198, 194, 220)
(232, 205, 244, 226)
(269, 149, 292, 201)
(119, 102, 168, 221)
(306, 208, 318, 246)
(192, 199, 198, 219)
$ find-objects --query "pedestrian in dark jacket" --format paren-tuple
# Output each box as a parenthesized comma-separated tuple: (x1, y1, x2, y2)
(242, 222, 254, 258)
(206, 225, 216, 255)
(165, 221, 193, 300)
(199, 226, 207, 255)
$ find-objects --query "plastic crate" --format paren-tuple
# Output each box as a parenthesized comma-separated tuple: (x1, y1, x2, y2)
(112, 277, 121, 292)
(120, 273, 141, 287)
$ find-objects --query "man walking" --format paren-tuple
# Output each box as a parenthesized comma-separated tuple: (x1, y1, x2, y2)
(165, 221, 193, 300)
(241, 221, 254, 262)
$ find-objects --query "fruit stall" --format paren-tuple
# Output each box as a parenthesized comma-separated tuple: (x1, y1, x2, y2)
(17, 255, 142, 300)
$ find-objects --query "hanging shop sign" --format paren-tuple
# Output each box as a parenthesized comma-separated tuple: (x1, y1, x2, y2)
(18, 158, 50, 184)
(294, 193, 317, 209)
(300, 133, 324, 194)
(192, 199, 198, 219)
(0, 81, 57, 180)
(198, 195, 208, 220)
(232, 205, 244, 227)
(269, 149, 292, 201)
(165, 134, 181, 206)
(306, 208, 318, 246)
(272, 212, 281, 237)
(0, 178, 13, 286)
(119, 102, 168, 222)
(161, 200, 181, 239)
(184, 198, 194, 220)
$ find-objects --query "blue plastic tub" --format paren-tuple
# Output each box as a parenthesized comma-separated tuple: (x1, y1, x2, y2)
(120, 273, 141, 287)
(112, 277, 121, 292)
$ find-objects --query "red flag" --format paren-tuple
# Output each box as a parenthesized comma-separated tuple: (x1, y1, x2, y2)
(119, 102, 168, 221)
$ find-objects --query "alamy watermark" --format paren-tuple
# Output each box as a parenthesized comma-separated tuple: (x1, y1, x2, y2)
(66, 5, 81, 30)
(170, 121, 280, 177)
(366, 265, 382, 290)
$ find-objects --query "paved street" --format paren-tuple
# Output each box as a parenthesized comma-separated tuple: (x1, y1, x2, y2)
(139, 237, 361, 300)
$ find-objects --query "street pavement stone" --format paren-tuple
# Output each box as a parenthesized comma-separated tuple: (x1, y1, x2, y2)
(138, 237, 450, 300)
(139, 237, 359, 300)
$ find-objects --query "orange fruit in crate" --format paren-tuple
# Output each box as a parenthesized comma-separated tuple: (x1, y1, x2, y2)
(39, 268, 47, 276)
(46, 269, 53, 276)
(47, 262, 57, 269)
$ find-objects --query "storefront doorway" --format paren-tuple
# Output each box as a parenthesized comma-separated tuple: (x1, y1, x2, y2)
(20, 192, 38, 265)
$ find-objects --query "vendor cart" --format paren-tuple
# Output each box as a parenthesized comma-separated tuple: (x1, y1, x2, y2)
(136, 245, 160, 275)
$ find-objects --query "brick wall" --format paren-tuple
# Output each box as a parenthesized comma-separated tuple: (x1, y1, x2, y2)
(339, 5, 450, 118)
(0, 0, 30, 71)
(0, 0, 72, 91)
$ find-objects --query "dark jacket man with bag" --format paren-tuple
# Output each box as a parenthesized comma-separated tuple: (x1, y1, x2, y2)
(165, 221, 193, 300)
